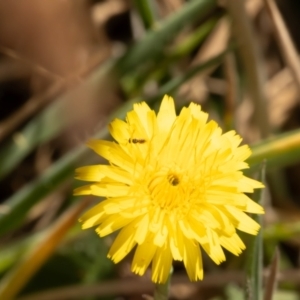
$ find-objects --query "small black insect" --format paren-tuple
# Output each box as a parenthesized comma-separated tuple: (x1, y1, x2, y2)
(129, 138, 146, 144)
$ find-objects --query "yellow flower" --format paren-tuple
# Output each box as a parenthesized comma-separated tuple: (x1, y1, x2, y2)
(74, 95, 264, 283)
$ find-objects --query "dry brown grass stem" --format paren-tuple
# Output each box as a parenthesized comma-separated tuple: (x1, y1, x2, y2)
(263, 0, 300, 99)
(226, 0, 270, 140)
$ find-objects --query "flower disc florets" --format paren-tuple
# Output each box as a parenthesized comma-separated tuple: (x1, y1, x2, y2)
(74, 95, 264, 283)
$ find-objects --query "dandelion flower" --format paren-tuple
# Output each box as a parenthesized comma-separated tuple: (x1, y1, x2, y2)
(74, 95, 264, 283)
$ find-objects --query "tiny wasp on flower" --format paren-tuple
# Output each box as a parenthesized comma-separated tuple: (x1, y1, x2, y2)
(128, 138, 146, 144)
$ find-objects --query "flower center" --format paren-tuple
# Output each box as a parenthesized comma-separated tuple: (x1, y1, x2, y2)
(147, 169, 188, 214)
(167, 174, 180, 186)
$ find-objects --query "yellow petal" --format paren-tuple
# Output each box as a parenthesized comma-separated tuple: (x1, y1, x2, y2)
(152, 243, 173, 283)
(156, 95, 176, 135)
(73, 185, 91, 196)
(109, 118, 130, 143)
(79, 201, 107, 229)
(132, 232, 157, 276)
(225, 205, 260, 235)
(96, 214, 133, 236)
(108, 223, 137, 263)
(219, 233, 245, 255)
(202, 228, 225, 265)
(182, 237, 203, 281)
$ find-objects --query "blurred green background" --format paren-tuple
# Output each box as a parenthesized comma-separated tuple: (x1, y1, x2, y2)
(1, 0, 300, 299)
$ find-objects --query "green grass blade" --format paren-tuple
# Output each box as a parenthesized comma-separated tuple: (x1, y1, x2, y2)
(0, 145, 86, 237)
(133, 0, 159, 29)
(169, 16, 219, 59)
(118, 0, 217, 72)
(153, 48, 231, 99)
(0, 101, 65, 180)
(245, 162, 266, 300)
(248, 128, 300, 169)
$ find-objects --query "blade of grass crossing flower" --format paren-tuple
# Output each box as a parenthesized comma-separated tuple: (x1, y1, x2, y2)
(245, 162, 266, 300)
(0, 198, 91, 300)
